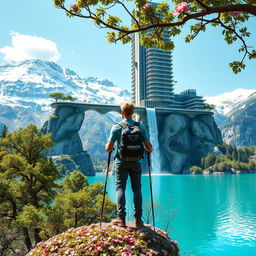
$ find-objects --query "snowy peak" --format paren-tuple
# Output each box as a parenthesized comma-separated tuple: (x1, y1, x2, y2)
(0, 59, 130, 103)
(0, 59, 130, 130)
(205, 88, 256, 117)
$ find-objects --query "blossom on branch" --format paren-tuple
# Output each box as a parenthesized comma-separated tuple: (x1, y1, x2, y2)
(173, 2, 190, 15)
(229, 11, 242, 17)
(143, 3, 152, 10)
(70, 3, 79, 9)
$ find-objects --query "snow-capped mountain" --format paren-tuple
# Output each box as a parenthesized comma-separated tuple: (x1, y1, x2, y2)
(205, 89, 256, 146)
(0, 59, 130, 130)
(205, 88, 256, 117)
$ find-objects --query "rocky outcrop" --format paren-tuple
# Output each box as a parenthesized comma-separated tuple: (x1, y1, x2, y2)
(42, 106, 95, 176)
(52, 153, 95, 176)
(159, 113, 222, 174)
(26, 222, 179, 256)
(221, 92, 256, 146)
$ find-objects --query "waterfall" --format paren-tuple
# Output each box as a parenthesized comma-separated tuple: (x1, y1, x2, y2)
(146, 108, 161, 173)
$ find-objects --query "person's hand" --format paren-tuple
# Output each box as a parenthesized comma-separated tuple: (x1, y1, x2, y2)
(144, 141, 153, 153)
(105, 142, 114, 152)
(146, 148, 153, 153)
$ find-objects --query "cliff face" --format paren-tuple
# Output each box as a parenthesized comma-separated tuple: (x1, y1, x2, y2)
(221, 93, 256, 146)
(43, 105, 222, 175)
(158, 113, 222, 174)
(42, 106, 95, 176)
(205, 89, 256, 146)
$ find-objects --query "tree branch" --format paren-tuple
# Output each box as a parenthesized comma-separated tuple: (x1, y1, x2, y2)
(60, 4, 256, 35)
(217, 18, 252, 63)
(193, 0, 210, 10)
(116, 0, 141, 29)
(192, 17, 219, 39)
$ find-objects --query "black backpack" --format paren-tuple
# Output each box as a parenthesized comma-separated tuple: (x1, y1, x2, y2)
(117, 121, 144, 160)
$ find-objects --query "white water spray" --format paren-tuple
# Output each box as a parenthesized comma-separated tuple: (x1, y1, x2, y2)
(146, 108, 161, 173)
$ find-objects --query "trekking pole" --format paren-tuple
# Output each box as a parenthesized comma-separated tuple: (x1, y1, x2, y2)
(100, 151, 112, 227)
(147, 152, 155, 231)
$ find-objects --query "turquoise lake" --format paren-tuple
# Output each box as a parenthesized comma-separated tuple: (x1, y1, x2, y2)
(88, 174, 256, 256)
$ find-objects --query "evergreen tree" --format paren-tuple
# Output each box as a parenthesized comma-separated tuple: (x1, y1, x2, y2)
(0, 125, 60, 251)
(204, 153, 216, 168)
(231, 149, 237, 161)
(63, 95, 77, 102)
(40, 171, 116, 239)
(0, 125, 8, 138)
(48, 92, 66, 102)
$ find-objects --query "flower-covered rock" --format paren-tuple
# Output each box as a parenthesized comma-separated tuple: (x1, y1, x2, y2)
(26, 222, 179, 256)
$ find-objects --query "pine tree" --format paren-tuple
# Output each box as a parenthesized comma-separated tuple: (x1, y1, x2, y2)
(0, 125, 8, 138)
(0, 125, 60, 251)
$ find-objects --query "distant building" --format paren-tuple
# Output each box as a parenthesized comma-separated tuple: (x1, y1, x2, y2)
(131, 4, 206, 110)
(131, 29, 174, 108)
(172, 89, 206, 109)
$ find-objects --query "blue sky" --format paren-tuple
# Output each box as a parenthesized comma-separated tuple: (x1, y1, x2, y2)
(0, 0, 255, 96)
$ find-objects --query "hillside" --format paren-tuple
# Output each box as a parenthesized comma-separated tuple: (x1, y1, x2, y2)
(0, 59, 130, 130)
(205, 89, 256, 146)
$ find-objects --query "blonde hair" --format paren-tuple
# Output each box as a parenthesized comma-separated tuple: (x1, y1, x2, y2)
(120, 102, 134, 116)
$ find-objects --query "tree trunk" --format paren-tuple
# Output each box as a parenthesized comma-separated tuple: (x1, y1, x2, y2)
(34, 228, 41, 244)
(22, 227, 32, 251)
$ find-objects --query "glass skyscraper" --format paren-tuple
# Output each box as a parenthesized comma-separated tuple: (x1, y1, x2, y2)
(131, 34, 206, 110)
(131, 2, 206, 110)
(131, 32, 174, 108)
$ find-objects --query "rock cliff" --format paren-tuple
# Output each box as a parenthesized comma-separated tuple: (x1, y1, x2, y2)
(158, 113, 222, 174)
(221, 92, 256, 146)
(42, 104, 222, 175)
(41, 106, 95, 176)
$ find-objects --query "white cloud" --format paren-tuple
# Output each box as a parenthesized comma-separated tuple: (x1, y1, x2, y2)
(0, 32, 61, 62)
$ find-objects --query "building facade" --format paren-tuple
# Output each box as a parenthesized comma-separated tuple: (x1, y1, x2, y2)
(172, 89, 206, 109)
(131, 4, 206, 110)
(131, 32, 175, 108)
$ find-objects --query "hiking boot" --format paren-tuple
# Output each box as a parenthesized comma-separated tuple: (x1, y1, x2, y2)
(111, 217, 126, 227)
(134, 217, 143, 227)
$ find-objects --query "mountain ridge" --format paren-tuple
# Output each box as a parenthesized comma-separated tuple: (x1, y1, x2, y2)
(1, 60, 255, 148)
(0, 59, 130, 131)
(205, 88, 256, 146)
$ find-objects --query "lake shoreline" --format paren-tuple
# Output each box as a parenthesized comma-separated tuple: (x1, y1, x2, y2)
(96, 170, 256, 176)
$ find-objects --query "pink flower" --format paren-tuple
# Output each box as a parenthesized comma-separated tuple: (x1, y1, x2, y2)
(143, 3, 152, 10)
(129, 238, 134, 244)
(141, 248, 147, 254)
(70, 3, 79, 9)
(229, 11, 242, 17)
(173, 2, 190, 15)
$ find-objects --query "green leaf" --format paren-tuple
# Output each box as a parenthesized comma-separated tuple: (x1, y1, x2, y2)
(229, 61, 246, 74)
(106, 32, 116, 43)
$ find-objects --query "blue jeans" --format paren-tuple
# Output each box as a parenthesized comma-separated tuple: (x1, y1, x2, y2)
(114, 161, 142, 219)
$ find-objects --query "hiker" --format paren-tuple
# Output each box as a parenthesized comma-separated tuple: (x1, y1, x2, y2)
(105, 102, 152, 227)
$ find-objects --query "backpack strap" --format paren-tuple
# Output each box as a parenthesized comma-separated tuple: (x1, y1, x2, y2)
(117, 121, 140, 127)
(134, 121, 140, 127)
(117, 121, 128, 128)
